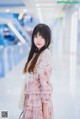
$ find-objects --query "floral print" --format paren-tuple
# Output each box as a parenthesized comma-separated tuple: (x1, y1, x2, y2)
(21, 48, 53, 119)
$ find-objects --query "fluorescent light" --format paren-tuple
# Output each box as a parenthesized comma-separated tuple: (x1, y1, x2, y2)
(38, 12, 42, 17)
(36, 3, 54, 7)
(5, 9, 10, 12)
(38, 13, 43, 23)
(39, 18, 43, 23)
(18, 13, 24, 20)
(23, 9, 27, 12)
(36, 3, 40, 7)
(7, 22, 26, 44)
(36, 6, 43, 23)
(37, 8, 41, 11)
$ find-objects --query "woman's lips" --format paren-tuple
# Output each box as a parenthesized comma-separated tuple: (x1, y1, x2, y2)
(37, 44, 41, 45)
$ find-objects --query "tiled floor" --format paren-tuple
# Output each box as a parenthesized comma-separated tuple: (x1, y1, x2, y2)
(0, 52, 80, 119)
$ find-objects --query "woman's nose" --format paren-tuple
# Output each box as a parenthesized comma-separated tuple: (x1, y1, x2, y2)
(37, 37, 41, 41)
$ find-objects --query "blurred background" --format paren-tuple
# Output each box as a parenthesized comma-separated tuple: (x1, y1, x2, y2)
(0, 0, 80, 119)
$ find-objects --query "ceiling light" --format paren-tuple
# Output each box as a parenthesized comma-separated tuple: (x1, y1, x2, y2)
(39, 17, 43, 23)
(18, 13, 24, 20)
(23, 9, 27, 12)
(37, 13, 43, 23)
(36, 3, 54, 7)
(5, 9, 10, 12)
(36, 4, 40, 7)
(37, 8, 41, 11)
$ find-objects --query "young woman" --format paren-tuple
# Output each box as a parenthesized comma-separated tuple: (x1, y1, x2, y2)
(19, 23, 53, 119)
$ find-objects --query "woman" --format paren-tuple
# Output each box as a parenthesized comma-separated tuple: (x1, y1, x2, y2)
(19, 23, 53, 119)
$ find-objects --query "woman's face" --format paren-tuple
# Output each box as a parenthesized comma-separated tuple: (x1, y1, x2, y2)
(34, 32, 46, 50)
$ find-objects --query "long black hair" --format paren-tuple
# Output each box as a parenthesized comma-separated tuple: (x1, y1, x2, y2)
(23, 23, 51, 73)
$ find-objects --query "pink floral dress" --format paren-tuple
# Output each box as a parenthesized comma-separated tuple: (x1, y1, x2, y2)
(22, 48, 53, 119)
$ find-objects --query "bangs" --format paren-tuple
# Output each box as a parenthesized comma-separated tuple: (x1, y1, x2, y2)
(33, 26, 46, 39)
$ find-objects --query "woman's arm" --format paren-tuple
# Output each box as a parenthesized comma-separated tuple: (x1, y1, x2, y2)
(38, 65, 53, 119)
(36, 49, 53, 118)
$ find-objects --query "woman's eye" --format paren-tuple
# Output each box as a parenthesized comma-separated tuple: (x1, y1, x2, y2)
(41, 36, 44, 38)
(34, 35, 37, 38)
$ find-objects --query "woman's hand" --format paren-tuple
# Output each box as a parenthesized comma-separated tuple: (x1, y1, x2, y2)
(43, 109, 49, 119)
(42, 103, 49, 119)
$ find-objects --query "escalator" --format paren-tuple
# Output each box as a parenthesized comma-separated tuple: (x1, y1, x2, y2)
(0, 17, 30, 78)
(0, 17, 31, 45)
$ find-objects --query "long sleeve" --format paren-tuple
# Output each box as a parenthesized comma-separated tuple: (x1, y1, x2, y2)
(37, 49, 53, 104)
(38, 65, 53, 104)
